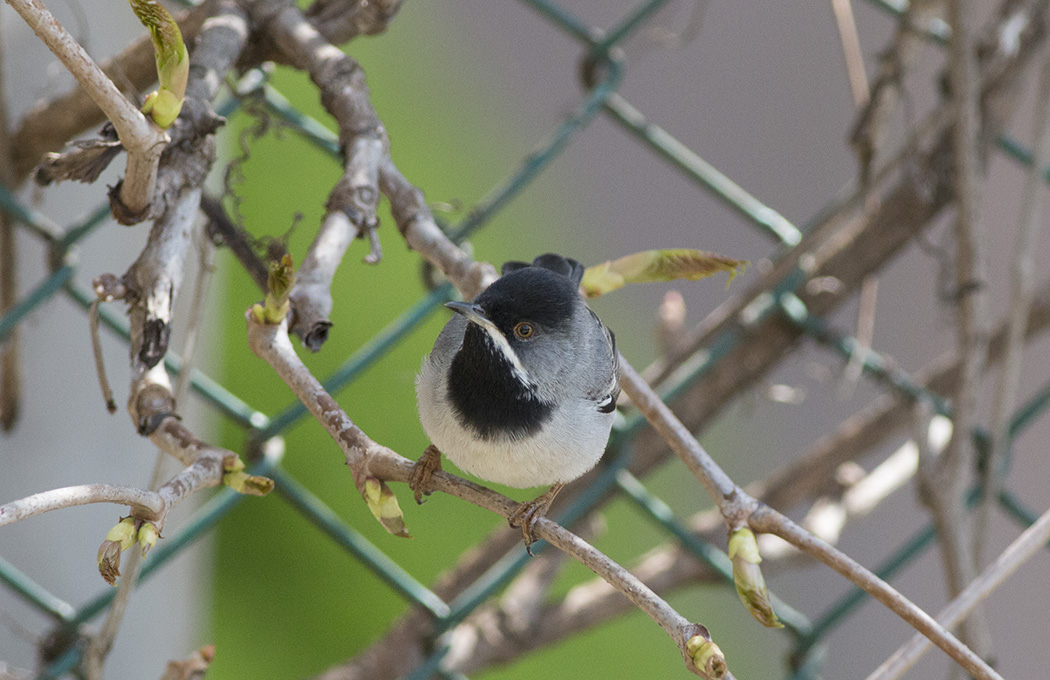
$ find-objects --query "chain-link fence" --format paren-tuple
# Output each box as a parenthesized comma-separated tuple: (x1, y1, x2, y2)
(3, 0, 1050, 678)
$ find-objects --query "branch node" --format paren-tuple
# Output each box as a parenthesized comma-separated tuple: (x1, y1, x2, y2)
(33, 125, 123, 186)
(682, 624, 727, 679)
(362, 217, 382, 265)
(133, 383, 177, 435)
(108, 180, 153, 225)
(300, 320, 333, 352)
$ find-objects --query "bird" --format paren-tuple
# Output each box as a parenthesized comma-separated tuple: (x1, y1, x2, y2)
(412, 253, 620, 550)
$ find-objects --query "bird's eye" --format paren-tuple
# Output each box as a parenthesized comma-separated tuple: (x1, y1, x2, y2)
(513, 322, 534, 339)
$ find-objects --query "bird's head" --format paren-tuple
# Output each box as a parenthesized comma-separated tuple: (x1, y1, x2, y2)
(446, 265, 583, 390)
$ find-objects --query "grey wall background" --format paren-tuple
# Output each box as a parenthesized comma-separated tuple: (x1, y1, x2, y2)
(2, 0, 1050, 678)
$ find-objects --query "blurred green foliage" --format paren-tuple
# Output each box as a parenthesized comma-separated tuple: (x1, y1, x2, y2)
(210, 4, 774, 679)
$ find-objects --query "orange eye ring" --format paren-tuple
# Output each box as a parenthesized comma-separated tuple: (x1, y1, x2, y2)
(513, 322, 534, 339)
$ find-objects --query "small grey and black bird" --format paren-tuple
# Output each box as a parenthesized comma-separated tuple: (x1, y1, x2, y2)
(412, 253, 620, 549)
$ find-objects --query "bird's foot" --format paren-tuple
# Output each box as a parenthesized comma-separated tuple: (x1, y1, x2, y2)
(409, 444, 443, 505)
(508, 482, 566, 555)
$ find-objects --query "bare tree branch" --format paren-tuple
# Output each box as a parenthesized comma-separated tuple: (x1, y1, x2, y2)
(750, 507, 1001, 680)
(0, 485, 165, 526)
(866, 502, 1050, 680)
(915, 0, 994, 660)
(619, 355, 999, 679)
(248, 0, 387, 349)
(0, 10, 19, 431)
(757, 273, 1050, 515)
(303, 0, 403, 43)
(448, 268, 1050, 672)
(201, 192, 271, 289)
(379, 155, 499, 299)
(73, 10, 251, 676)
(246, 312, 730, 679)
(5, 0, 169, 215)
(9, 1, 214, 180)
(974, 27, 1050, 561)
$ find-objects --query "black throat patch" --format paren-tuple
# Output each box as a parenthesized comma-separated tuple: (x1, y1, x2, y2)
(448, 325, 553, 440)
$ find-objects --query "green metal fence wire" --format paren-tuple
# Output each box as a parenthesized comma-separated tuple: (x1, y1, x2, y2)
(2, 1, 1050, 678)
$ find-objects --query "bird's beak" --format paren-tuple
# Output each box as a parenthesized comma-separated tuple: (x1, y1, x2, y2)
(445, 301, 508, 340)
(445, 301, 488, 326)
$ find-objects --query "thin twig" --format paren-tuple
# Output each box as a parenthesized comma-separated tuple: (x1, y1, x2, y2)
(830, 0, 881, 394)
(0, 444, 240, 531)
(618, 357, 749, 521)
(0, 216, 15, 430)
(89, 302, 118, 413)
(0, 12, 19, 431)
(620, 352, 999, 679)
(842, 276, 879, 391)
(379, 155, 498, 299)
(491, 514, 603, 643)
(250, 0, 386, 349)
(0, 203, 15, 426)
(918, 0, 993, 659)
(87, 225, 217, 680)
(750, 507, 1002, 680)
(10, 1, 213, 180)
(830, 0, 870, 106)
(0, 485, 165, 526)
(201, 193, 270, 290)
(83, 551, 141, 680)
(973, 37, 1050, 561)
(172, 229, 216, 403)
(5, 0, 168, 215)
(246, 313, 729, 679)
(865, 503, 1050, 680)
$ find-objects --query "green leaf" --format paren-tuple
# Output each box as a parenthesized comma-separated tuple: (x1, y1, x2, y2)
(224, 470, 276, 496)
(728, 527, 783, 628)
(129, 0, 189, 128)
(252, 254, 295, 324)
(581, 249, 747, 298)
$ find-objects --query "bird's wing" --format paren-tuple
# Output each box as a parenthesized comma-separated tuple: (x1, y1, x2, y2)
(586, 308, 621, 411)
